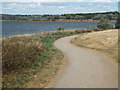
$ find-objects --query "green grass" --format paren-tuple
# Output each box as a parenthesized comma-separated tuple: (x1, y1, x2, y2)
(2, 29, 101, 88)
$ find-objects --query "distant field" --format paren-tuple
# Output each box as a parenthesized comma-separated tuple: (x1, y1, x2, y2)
(71, 29, 118, 62)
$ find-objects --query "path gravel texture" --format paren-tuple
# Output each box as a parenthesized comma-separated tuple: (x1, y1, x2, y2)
(53, 35, 118, 88)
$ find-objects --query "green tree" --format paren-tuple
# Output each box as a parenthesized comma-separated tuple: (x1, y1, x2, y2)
(74, 15, 86, 20)
(97, 19, 113, 30)
(92, 14, 107, 20)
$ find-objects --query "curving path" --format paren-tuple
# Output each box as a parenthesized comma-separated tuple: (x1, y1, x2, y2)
(53, 35, 118, 88)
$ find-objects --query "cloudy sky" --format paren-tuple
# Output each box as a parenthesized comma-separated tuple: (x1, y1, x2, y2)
(1, 0, 119, 15)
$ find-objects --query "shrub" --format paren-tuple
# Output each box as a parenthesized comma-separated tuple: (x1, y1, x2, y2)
(97, 19, 113, 30)
(115, 15, 120, 29)
(2, 36, 43, 74)
(57, 27, 64, 30)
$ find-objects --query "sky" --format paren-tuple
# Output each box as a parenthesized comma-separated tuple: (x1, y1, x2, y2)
(1, 0, 120, 15)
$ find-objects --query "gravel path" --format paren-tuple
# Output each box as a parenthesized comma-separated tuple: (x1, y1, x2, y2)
(53, 35, 118, 88)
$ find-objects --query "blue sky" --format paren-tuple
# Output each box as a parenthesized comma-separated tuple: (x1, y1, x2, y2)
(1, 0, 119, 15)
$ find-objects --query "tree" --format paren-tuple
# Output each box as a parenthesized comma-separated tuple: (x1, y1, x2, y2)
(106, 14, 115, 20)
(59, 16, 66, 20)
(97, 19, 113, 30)
(92, 14, 107, 20)
(115, 15, 120, 29)
(74, 15, 86, 20)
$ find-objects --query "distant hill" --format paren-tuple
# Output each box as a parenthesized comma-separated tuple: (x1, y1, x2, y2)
(1, 11, 119, 21)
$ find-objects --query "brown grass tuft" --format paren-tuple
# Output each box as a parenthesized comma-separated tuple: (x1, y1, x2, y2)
(2, 36, 43, 74)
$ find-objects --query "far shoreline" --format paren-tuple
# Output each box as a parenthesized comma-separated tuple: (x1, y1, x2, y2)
(0, 19, 116, 22)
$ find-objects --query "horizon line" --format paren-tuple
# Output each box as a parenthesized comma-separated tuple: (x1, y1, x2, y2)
(1, 11, 119, 15)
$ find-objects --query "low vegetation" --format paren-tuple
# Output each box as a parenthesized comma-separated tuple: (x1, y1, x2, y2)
(3, 29, 97, 88)
(2, 33, 62, 88)
(97, 19, 113, 30)
(2, 36, 43, 75)
(3, 28, 117, 88)
(71, 29, 118, 62)
(57, 27, 64, 31)
(115, 15, 120, 29)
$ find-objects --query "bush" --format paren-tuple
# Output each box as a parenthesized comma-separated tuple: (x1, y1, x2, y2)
(57, 27, 64, 30)
(115, 15, 120, 29)
(97, 19, 113, 30)
(2, 36, 43, 74)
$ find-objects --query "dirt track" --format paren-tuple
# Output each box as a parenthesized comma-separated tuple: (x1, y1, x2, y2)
(53, 35, 118, 88)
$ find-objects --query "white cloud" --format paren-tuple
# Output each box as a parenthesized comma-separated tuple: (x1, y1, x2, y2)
(92, 0, 111, 2)
(2, 1, 118, 15)
(75, 7, 84, 10)
(4, 0, 79, 2)
(2, 0, 59, 2)
(58, 0, 84, 2)
(58, 6, 65, 8)
(1, 0, 85, 2)
(28, 3, 42, 8)
(3, 3, 19, 9)
(2, 0, 119, 2)
(7, 3, 18, 6)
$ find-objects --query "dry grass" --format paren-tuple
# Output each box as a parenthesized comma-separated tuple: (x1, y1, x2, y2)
(23, 49, 64, 88)
(71, 29, 118, 62)
(2, 28, 107, 88)
(2, 34, 45, 88)
(2, 29, 81, 88)
(2, 35, 43, 74)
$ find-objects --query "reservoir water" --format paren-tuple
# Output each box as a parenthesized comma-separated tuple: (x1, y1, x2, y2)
(2, 21, 115, 37)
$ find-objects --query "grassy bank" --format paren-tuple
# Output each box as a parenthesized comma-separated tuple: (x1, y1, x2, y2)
(2, 29, 103, 88)
(71, 29, 118, 62)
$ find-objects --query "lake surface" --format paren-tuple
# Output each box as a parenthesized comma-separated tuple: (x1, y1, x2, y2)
(2, 21, 115, 37)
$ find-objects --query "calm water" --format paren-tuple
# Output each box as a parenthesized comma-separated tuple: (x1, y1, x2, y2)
(2, 21, 115, 37)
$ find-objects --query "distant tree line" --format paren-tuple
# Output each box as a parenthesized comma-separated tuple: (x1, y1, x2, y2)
(1, 11, 119, 21)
